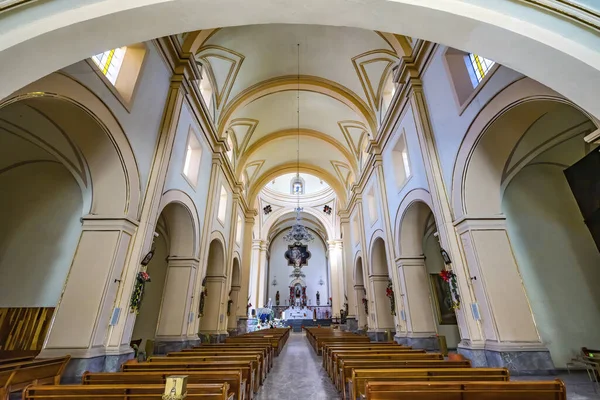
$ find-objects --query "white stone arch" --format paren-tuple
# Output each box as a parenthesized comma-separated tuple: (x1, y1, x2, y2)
(231, 256, 242, 286)
(366, 229, 389, 277)
(207, 231, 228, 277)
(2, 72, 141, 220)
(261, 206, 335, 242)
(451, 77, 599, 220)
(393, 188, 434, 256)
(353, 253, 365, 287)
(157, 189, 201, 258)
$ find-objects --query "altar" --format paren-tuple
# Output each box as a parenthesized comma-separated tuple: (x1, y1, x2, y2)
(283, 307, 311, 320)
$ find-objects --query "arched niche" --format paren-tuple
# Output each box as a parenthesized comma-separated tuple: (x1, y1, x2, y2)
(231, 257, 241, 287)
(369, 236, 395, 330)
(200, 238, 227, 334)
(157, 190, 200, 258)
(206, 237, 226, 278)
(3, 73, 141, 219)
(354, 256, 368, 328)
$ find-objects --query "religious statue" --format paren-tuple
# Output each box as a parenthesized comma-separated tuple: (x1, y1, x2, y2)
(316, 291, 320, 306)
(275, 290, 280, 306)
(295, 287, 301, 298)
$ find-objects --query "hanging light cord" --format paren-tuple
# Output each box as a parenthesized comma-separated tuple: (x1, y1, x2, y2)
(296, 43, 300, 214)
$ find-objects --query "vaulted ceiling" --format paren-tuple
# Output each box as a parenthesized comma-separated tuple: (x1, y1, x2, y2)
(183, 24, 411, 204)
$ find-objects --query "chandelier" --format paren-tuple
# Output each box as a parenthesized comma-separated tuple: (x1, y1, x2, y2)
(289, 266, 306, 278)
(283, 43, 314, 244)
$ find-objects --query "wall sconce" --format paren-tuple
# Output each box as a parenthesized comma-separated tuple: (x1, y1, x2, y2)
(318, 276, 324, 286)
(271, 276, 278, 286)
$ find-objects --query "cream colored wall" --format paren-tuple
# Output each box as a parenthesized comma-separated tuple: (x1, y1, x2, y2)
(502, 139, 600, 367)
(421, 46, 524, 188)
(61, 42, 172, 195)
(131, 233, 169, 349)
(423, 231, 460, 348)
(0, 162, 82, 307)
(382, 105, 430, 226)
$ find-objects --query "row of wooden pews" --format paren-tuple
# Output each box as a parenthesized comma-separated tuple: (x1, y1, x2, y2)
(19, 327, 290, 399)
(306, 327, 567, 400)
(0, 355, 70, 400)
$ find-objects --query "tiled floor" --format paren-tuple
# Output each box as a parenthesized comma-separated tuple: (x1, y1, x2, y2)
(254, 332, 341, 400)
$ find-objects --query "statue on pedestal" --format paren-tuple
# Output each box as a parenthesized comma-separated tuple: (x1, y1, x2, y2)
(316, 291, 320, 306)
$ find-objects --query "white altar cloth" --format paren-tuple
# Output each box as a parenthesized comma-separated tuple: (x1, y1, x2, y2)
(282, 307, 311, 320)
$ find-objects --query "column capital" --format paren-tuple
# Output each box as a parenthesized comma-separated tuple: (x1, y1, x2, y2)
(454, 215, 507, 234)
(395, 256, 426, 267)
(81, 215, 139, 234)
(252, 239, 268, 250)
(167, 256, 200, 268)
(230, 285, 241, 291)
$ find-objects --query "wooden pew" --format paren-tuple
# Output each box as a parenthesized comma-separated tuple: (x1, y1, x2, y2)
(151, 355, 265, 385)
(322, 343, 410, 368)
(189, 344, 273, 369)
(331, 353, 444, 383)
(327, 348, 424, 376)
(347, 368, 509, 400)
(316, 337, 371, 355)
(0, 356, 34, 366)
(363, 380, 567, 400)
(83, 371, 245, 400)
(337, 359, 472, 393)
(24, 383, 234, 399)
(169, 350, 270, 373)
(0, 356, 70, 400)
(123, 360, 255, 400)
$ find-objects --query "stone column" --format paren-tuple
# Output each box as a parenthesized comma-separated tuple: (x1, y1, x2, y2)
(327, 240, 344, 315)
(455, 217, 553, 373)
(368, 274, 395, 341)
(39, 216, 137, 382)
(227, 284, 241, 335)
(155, 257, 199, 352)
(340, 218, 357, 331)
(256, 241, 269, 308)
(407, 78, 483, 351)
(248, 239, 264, 314)
(396, 257, 438, 350)
(200, 275, 228, 342)
(354, 284, 367, 332)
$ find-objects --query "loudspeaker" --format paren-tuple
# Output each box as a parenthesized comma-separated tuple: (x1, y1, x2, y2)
(564, 148, 600, 251)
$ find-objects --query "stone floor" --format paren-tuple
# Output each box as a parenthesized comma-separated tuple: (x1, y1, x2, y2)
(253, 332, 599, 400)
(254, 332, 341, 400)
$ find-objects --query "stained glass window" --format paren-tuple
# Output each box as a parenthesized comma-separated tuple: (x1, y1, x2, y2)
(91, 47, 127, 85)
(466, 54, 495, 87)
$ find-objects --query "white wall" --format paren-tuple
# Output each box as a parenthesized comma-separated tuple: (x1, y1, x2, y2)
(422, 46, 524, 189)
(62, 41, 172, 195)
(131, 232, 169, 349)
(267, 230, 329, 307)
(503, 157, 600, 367)
(0, 162, 82, 307)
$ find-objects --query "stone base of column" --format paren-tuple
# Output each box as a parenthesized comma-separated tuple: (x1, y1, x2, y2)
(154, 338, 200, 355)
(199, 333, 228, 343)
(345, 317, 358, 332)
(458, 342, 555, 375)
(367, 329, 395, 342)
(227, 328, 240, 337)
(406, 336, 438, 351)
(61, 353, 134, 383)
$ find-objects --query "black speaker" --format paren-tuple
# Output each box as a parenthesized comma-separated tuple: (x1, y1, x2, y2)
(564, 148, 600, 251)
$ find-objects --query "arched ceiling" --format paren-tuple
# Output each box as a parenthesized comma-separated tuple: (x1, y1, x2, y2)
(189, 24, 405, 203)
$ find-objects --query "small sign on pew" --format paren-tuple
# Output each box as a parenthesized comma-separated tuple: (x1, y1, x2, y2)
(162, 375, 188, 400)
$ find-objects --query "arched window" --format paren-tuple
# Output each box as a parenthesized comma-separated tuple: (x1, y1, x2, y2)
(465, 54, 495, 87)
(290, 175, 305, 195)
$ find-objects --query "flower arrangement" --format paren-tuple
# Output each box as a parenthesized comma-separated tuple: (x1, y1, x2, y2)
(130, 271, 151, 314)
(362, 297, 369, 316)
(440, 269, 461, 310)
(385, 280, 396, 316)
(198, 286, 207, 317)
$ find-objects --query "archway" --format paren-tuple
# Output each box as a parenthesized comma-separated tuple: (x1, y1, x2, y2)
(456, 97, 599, 368)
(227, 257, 242, 334)
(398, 200, 458, 350)
(132, 197, 198, 354)
(369, 237, 395, 337)
(0, 92, 136, 357)
(353, 257, 367, 330)
(2, 1, 600, 124)
(199, 238, 227, 340)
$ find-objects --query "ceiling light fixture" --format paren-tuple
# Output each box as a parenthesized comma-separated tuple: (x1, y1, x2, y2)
(283, 43, 314, 244)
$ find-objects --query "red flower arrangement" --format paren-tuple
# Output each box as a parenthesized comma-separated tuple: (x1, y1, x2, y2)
(439, 269, 461, 310)
(130, 270, 151, 314)
(385, 280, 396, 316)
